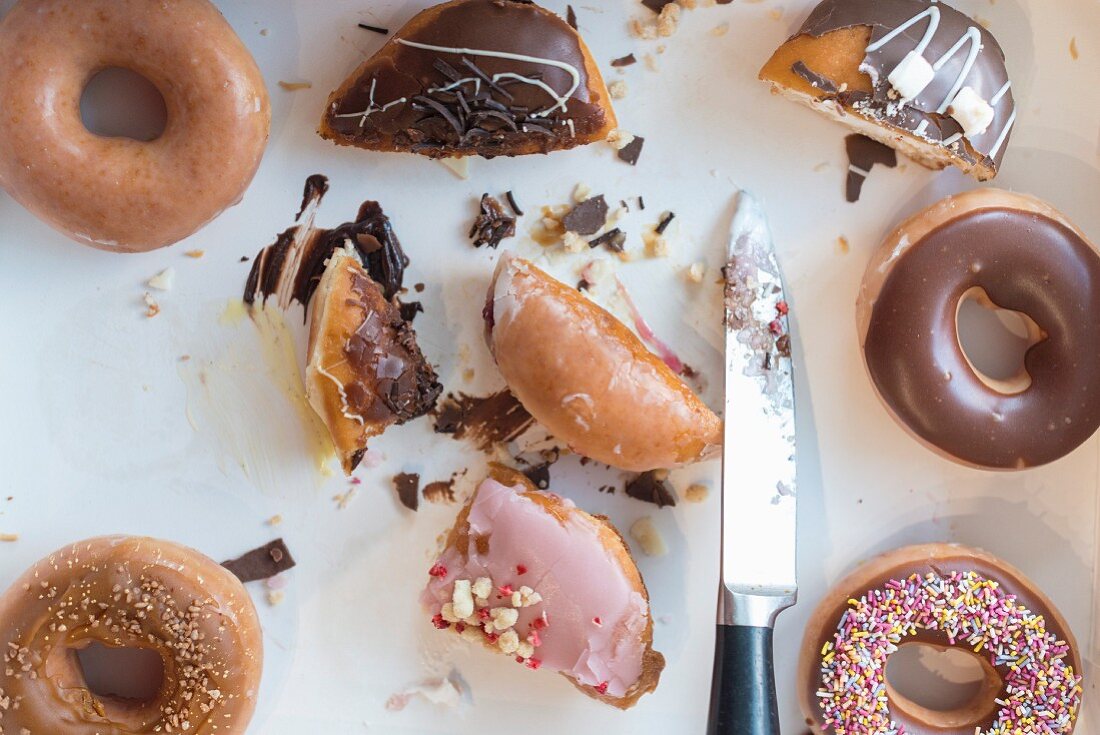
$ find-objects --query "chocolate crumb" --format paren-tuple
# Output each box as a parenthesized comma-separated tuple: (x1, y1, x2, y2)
(577, 279, 590, 292)
(845, 134, 898, 203)
(423, 479, 457, 504)
(394, 472, 420, 511)
(655, 211, 676, 235)
(638, 196, 646, 210)
(562, 195, 610, 236)
(566, 5, 577, 29)
(470, 194, 517, 248)
(617, 136, 645, 166)
(399, 300, 424, 323)
(611, 54, 638, 68)
(357, 22, 389, 34)
(505, 190, 524, 217)
(222, 539, 297, 583)
(414, 282, 425, 293)
(598, 484, 616, 494)
(589, 228, 626, 253)
(240, 256, 250, 263)
(522, 462, 552, 490)
(624, 470, 677, 508)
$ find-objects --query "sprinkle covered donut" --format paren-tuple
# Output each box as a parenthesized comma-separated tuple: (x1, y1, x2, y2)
(858, 188, 1100, 469)
(799, 543, 1082, 735)
(0, 536, 263, 734)
(0, 0, 270, 252)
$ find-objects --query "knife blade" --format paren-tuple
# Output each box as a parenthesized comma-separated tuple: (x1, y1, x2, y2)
(707, 190, 797, 735)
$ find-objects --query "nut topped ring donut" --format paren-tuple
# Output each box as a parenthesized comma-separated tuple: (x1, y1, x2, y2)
(0, 0, 271, 252)
(799, 543, 1082, 734)
(858, 189, 1100, 469)
(0, 536, 263, 734)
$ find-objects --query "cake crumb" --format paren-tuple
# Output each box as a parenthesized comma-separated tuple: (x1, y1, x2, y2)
(685, 262, 706, 283)
(563, 231, 588, 253)
(768, 8, 783, 21)
(143, 293, 160, 318)
(630, 517, 668, 557)
(837, 235, 850, 255)
(609, 80, 628, 100)
(278, 81, 312, 91)
(0, 534, 18, 542)
(630, 18, 657, 40)
(606, 128, 636, 151)
(657, 3, 681, 36)
(684, 483, 709, 503)
(266, 514, 283, 527)
(184, 249, 205, 259)
(644, 53, 659, 72)
(266, 590, 285, 606)
(711, 22, 730, 36)
(573, 182, 592, 203)
(1070, 37, 1079, 60)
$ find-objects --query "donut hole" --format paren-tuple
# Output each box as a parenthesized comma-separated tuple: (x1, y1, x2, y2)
(955, 287, 1045, 393)
(885, 643, 1000, 727)
(80, 67, 168, 142)
(76, 642, 165, 703)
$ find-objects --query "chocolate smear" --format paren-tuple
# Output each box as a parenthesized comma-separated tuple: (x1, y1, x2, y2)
(423, 478, 457, 504)
(394, 472, 421, 511)
(791, 61, 838, 95)
(433, 390, 535, 452)
(357, 22, 389, 35)
(611, 54, 637, 68)
(617, 136, 645, 166)
(845, 134, 898, 203)
(562, 195, 609, 235)
(566, 5, 577, 29)
(589, 228, 626, 252)
(470, 194, 517, 248)
(222, 539, 297, 583)
(624, 470, 677, 508)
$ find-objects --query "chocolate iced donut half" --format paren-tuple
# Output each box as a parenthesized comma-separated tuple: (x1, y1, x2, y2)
(799, 543, 1082, 734)
(423, 467, 664, 708)
(320, 0, 617, 158)
(858, 189, 1100, 469)
(760, 0, 1016, 180)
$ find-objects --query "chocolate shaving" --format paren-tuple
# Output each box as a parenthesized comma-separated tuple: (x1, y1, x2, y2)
(624, 471, 677, 508)
(611, 54, 637, 68)
(638, 196, 646, 210)
(790, 61, 838, 94)
(656, 211, 676, 235)
(589, 228, 626, 252)
(566, 4, 578, 28)
(617, 136, 645, 166)
(394, 472, 420, 511)
(462, 57, 513, 102)
(562, 195, 609, 236)
(505, 190, 524, 217)
(432, 390, 535, 452)
(357, 22, 389, 35)
(470, 194, 517, 248)
(845, 134, 898, 203)
(222, 539, 297, 583)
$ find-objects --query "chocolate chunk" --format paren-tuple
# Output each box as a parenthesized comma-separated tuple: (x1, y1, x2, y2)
(522, 462, 552, 490)
(845, 134, 898, 203)
(357, 22, 389, 35)
(611, 54, 637, 68)
(624, 471, 677, 508)
(562, 195, 609, 235)
(432, 390, 535, 452)
(399, 300, 424, 323)
(566, 5, 577, 29)
(394, 472, 420, 511)
(791, 61, 837, 94)
(617, 136, 645, 166)
(222, 539, 297, 583)
(589, 227, 626, 252)
(470, 194, 517, 248)
(641, 0, 677, 12)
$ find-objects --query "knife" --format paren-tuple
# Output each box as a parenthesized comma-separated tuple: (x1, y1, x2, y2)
(707, 190, 797, 735)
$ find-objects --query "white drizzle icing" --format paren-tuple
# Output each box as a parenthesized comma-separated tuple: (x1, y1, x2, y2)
(988, 108, 1017, 158)
(931, 27, 982, 113)
(990, 80, 1012, 105)
(334, 78, 408, 127)
(314, 362, 367, 426)
(395, 38, 581, 117)
(866, 6, 941, 55)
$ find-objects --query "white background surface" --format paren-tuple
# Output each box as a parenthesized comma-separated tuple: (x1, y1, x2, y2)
(1, 0, 1100, 732)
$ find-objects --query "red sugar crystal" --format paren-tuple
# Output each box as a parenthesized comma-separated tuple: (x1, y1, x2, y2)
(527, 630, 542, 647)
(477, 608, 491, 621)
(428, 562, 447, 579)
(431, 613, 449, 630)
(592, 617, 602, 626)
(516, 564, 528, 575)
(776, 301, 789, 315)
(485, 631, 500, 644)
(532, 615, 548, 630)
(768, 319, 783, 335)
(525, 658, 542, 670)
(455, 622, 466, 633)
(498, 584, 514, 596)
(595, 682, 609, 695)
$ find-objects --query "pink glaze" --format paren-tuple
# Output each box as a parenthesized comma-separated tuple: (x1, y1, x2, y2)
(423, 479, 649, 697)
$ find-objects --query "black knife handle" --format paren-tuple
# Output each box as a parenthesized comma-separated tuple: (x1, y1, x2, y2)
(707, 624, 779, 735)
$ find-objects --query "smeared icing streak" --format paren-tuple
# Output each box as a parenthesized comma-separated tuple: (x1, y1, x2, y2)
(333, 78, 407, 128)
(817, 569, 1081, 734)
(396, 38, 581, 117)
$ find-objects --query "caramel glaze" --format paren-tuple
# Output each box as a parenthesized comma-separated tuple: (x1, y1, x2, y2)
(0, 537, 262, 734)
(799, 544, 1081, 735)
(320, 0, 613, 158)
(863, 208, 1100, 469)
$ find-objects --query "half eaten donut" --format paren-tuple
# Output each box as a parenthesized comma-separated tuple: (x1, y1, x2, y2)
(307, 248, 443, 474)
(760, 0, 1017, 180)
(423, 467, 664, 708)
(319, 0, 616, 158)
(485, 253, 721, 472)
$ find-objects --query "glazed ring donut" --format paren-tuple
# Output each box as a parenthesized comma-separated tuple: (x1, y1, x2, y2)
(799, 543, 1083, 734)
(857, 188, 1100, 469)
(0, 0, 270, 252)
(0, 536, 263, 734)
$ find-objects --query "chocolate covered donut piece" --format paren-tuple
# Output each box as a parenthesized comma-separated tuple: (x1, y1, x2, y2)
(858, 189, 1100, 469)
(319, 0, 617, 158)
(761, 0, 1016, 180)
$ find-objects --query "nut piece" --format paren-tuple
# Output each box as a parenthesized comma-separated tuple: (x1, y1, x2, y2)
(630, 516, 668, 557)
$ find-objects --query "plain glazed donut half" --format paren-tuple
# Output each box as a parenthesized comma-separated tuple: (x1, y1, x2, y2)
(484, 252, 722, 472)
(422, 466, 665, 709)
(0, 536, 263, 734)
(799, 543, 1082, 735)
(0, 0, 271, 252)
(857, 188, 1100, 470)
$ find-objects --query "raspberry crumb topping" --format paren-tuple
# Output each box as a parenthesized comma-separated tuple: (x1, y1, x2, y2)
(595, 681, 609, 695)
(516, 564, 528, 575)
(431, 613, 449, 630)
(428, 562, 447, 579)
(592, 616, 602, 627)
(525, 658, 542, 670)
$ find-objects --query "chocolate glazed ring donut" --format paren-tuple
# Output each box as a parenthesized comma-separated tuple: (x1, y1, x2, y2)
(0, 0, 270, 252)
(799, 543, 1083, 734)
(857, 189, 1100, 469)
(0, 536, 263, 734)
